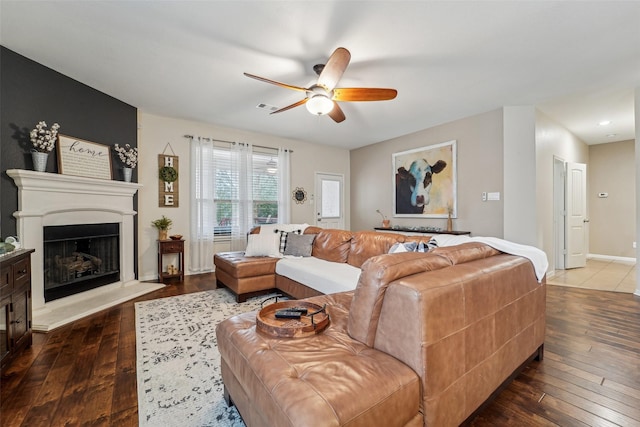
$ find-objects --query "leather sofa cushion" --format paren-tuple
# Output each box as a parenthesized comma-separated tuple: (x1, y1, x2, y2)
(430, 242, 501, 265)
(347, 231, 407, 268)
(214, 252, 279, 277)
(216, 291, 421, 427)
(311, 228, 353, 263)
(348, 252, 452, 345)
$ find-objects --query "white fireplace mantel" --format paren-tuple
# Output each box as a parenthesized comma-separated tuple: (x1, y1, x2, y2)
(7, 169, 163, 331)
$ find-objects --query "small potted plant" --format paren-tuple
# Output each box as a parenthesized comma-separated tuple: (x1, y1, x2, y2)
(151, 215, 173, 240)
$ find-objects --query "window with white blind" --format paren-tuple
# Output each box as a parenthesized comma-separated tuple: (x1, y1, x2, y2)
(213, 146, 279, 237)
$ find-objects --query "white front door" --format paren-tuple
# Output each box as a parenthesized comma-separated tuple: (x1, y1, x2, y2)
(315, 173, 344, 229)
(565, 162, 588, 269)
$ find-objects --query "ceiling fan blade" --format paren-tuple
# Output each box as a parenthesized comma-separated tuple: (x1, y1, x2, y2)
(244, 73, 309, 93)
(317, 47, 351, 91)
(270, 98, 308, 114)
(328, 102, 346, 123)
(332, 88, 398, 102)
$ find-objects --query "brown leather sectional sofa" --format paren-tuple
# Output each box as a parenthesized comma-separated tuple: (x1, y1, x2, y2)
(216, 230, 546, 426)
(214, 227, 433, 301)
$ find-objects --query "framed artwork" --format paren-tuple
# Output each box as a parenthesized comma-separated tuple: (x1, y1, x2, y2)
(57, 135, 113, 180)
(393, 140, 457, 218)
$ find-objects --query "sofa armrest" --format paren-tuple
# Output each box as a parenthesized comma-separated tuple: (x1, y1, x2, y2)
(374, 254, 545, 426)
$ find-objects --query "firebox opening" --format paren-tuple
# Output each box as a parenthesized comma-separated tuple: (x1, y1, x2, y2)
(43, 223, 120, 302)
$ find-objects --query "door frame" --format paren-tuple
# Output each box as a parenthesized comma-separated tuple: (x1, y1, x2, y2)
(553, 156, 566, 270)
(314, 172, 345, 229)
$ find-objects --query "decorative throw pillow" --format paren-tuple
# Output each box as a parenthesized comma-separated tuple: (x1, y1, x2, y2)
(244, 233, 282, 258)
(427, 238, 438, 250)
(388, 241, 418, 254)
(259, 223, 310, 235)
(284, 233, 316, 257)
(275, 229, 302, 253)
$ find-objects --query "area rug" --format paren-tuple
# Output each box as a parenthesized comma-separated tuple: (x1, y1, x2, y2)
(135, 288, 278, 426)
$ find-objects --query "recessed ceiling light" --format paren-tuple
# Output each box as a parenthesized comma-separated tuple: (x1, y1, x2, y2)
(598, 120, 612, 126)
(606, 133, 617, 138)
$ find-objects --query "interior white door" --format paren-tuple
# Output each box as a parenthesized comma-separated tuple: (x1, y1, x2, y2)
(315, 173, 344, 229)
(565, 162, 588, 269)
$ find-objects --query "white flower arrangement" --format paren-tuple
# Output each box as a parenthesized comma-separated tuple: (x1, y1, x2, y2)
(30, 121, 60, 153)
(114, 143, 138, 169)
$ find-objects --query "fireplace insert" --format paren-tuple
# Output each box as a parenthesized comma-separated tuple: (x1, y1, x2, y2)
(43, 223, 120, 302)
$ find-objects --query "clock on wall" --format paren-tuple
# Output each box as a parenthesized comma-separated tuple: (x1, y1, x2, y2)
(292, 187, 307, 204)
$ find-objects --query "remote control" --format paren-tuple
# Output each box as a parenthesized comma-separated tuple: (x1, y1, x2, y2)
(288, 307, 308, 315)
(275, 310, 302, 319)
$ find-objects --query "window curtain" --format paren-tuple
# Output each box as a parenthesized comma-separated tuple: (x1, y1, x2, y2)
(277, 148, 291, 224)
(230, 142, 253, 251)
(189, 136, 216, 272)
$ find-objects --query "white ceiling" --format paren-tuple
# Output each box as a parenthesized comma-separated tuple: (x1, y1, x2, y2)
(1, 1, 638, 150)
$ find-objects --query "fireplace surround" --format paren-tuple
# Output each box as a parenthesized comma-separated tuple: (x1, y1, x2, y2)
(7, 169, 163, 331)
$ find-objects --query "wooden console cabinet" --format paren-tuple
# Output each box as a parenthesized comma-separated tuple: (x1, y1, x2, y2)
(1, 249, 34, 375)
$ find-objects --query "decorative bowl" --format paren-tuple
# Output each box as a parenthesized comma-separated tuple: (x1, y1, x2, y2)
(0, 242, 15, 255)
(169, 235, 183, 240)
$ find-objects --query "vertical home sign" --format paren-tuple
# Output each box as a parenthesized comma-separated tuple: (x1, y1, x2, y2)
(158, 154, 179, 207)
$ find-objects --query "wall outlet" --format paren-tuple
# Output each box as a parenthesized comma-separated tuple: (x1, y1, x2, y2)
(634, 241, 637, 249)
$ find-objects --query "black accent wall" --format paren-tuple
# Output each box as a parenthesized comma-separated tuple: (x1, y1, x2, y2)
(0, 46, 138, 271)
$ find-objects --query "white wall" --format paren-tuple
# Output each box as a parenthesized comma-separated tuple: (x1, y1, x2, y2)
(350, 109, 504, 236)
(136, 112, 350, 281)
(535, 110, 589, 273)
(634, 87, 640, 296)
(589, 140, 635, 258)
(503, 106, 537, 245)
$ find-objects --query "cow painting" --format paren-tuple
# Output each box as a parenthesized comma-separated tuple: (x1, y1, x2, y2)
(393, 141, 457, 217)
(395, 159, 447, 214)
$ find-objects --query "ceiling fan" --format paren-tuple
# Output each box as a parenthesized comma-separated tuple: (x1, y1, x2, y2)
(244, 47, 397, 123)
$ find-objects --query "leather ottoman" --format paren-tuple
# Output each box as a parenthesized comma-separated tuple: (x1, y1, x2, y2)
(214, 251, 278, 302)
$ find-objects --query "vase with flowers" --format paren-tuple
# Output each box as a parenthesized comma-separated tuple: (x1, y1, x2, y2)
(29, 121, 60, 172)
(376, 209, 391, 228)
(114, 143, 138, 182)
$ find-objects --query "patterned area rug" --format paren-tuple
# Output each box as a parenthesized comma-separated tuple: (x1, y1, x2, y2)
(135, 288, 277, 426)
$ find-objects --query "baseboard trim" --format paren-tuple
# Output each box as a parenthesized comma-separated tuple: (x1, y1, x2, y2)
(587, 253, 636, 263)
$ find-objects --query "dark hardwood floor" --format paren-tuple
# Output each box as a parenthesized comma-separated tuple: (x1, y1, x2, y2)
(1, 276, 639, 426)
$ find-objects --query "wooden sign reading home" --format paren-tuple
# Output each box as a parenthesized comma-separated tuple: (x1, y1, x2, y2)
(158, 154, 179, 207)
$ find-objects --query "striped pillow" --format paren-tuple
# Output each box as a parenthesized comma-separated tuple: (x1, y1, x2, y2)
(274, 229, 302, 254)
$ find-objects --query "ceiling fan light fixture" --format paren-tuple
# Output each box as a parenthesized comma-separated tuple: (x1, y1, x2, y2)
(306, 94, 334, 115)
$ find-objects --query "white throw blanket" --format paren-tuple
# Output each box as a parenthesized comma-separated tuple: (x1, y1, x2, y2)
(431, 235, 548, 282)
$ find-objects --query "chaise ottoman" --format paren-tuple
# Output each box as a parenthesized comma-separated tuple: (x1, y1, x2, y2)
(216, 291, 422, 427)
(214, 251, 278, 302)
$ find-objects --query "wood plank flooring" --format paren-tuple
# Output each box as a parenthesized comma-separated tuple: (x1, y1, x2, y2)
(1, 275, 639, 426)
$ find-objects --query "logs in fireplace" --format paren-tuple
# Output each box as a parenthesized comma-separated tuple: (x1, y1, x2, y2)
(43, 223, 120, 302)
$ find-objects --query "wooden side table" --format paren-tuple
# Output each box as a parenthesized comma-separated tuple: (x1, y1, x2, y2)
(157, 239, 185, 283)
